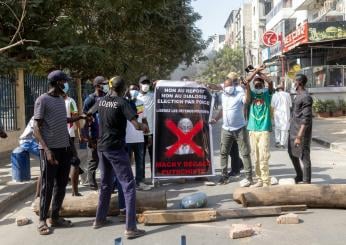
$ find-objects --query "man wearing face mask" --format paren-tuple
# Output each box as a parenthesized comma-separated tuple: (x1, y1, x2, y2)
(82, 76, 109, 190)
(137, 76, 154, 179)
(63, 85, 82, 196)
(288, 74, 313, 184)
(33, 70, 84, 235)
(125, 84, 151, 190)
(247, 67, 274, 187)
(210, 72, 254, 186)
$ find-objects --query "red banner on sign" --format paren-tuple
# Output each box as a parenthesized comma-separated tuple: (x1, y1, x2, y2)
(283, 21, 308, 53)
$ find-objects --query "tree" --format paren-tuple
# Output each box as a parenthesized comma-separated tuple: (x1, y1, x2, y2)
(200, 47, 243, 84)
(0, 0, 207, 81)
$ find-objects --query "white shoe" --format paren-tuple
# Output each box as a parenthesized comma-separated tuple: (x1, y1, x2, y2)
(239, 178, 252, 187)
(137, 182, 152, 191)
(271, 176, 278, 185)
(250, 181, 263, 188)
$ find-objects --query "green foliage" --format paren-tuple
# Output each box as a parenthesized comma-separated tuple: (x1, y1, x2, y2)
(0, 0, 207, 81)
(200, 46, 243, 84)
(338, 99, 346, 110)
(312, 99, 326, 113)
(325, 100, 337, 113)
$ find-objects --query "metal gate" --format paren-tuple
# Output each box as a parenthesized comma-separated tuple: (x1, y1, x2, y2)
(0, 75, 17, 130)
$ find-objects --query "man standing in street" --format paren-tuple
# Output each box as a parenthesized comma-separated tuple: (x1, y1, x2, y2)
(94, 76, 147, 239)
(288, 74, 313, 184)
(271, 83, 292, 148)
(33, 70, 82, 235)
(210, 72, 253, 186)
(247, 69, 274, 188)
(82, 76, 109, 190)
(137, 76, 154, 179)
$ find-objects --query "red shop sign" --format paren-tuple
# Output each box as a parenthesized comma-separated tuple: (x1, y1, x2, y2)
(262, 30, 279, 47)
(283, 21, 308, 53)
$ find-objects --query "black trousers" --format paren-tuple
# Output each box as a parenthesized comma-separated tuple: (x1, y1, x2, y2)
(230, 141, 244, 174)
(144, 135, 153, 176)
(39, 147, 71, 221)
(288, 136, 312, 183)
(87, 146, 99, 185)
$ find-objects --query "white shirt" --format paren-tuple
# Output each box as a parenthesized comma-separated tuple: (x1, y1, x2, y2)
(271, 91, 292, 131)
(137, 91, 154, 135)
(19, 117, 35, 144)
(126, 98, 146, 143)
(221, 86, 247, 131)
(65, 97, 78, 137)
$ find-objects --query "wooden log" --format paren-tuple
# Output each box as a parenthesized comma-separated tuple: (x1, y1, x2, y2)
(138, 205, 306, 225)
(233, 184, 346, 208)
(32, 191, 167, 217)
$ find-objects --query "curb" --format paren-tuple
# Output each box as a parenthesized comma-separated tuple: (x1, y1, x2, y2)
(0, 180, 37, 215)
(312, 136, 331, 148)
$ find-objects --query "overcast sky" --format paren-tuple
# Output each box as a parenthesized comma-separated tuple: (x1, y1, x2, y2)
(191, 0, 243, 39)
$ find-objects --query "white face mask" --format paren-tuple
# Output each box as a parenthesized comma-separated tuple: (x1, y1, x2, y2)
(63, 82, 69, 94)
(224, 86, 235, 95)
(141, 84, 150, 93)
(254, 88, 264, 94)
(102, 84, 109, 93)
(129, 90, 139, 99)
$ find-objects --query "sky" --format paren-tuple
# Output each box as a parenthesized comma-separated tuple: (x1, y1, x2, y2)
(191, 0, 244, 39)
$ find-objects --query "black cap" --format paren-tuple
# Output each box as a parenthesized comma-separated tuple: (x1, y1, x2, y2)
(93, 76, 107, 86)
(139, 75, 150, 84)
(47, 70, 71, 83)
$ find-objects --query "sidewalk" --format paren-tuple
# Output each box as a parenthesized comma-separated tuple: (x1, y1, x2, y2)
(0, 149, 87, 215)
(312, 116, 346, 155)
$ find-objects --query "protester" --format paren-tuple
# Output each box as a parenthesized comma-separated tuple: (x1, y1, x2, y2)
(63, 88, 82, 196)
(210, 72, 253, 186)
(271, 83, 292, 148)
(0, 120, 7, 138)
(33, 70, 83, 235)
(125, 84, 151, 190)
(288, 74, 313, 184)
(93, 76, 148, 239)
(247, 67, 274, 187)
(137, 76, 154, 179)
(82, 76, 109, 190)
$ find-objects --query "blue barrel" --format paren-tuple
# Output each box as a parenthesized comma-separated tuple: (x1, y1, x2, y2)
(11, 147, 31, 182)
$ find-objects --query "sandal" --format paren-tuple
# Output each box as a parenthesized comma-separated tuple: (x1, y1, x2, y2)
(93, 219, 113, 229)
(37, 223, 51, 235)
(50, 218, 73, 228)
(72, 192, 82, 197)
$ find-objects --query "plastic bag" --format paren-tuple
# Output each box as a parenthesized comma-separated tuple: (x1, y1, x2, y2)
(181, 192, 207, 209)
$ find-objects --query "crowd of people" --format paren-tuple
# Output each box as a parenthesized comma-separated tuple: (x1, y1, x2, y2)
(211, 65, 313, 188)
(0, 65, 313, 239)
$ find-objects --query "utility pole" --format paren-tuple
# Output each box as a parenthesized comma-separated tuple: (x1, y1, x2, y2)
(242, 25, 247, 72)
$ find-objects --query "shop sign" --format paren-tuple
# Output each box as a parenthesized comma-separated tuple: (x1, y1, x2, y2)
(283, 21, 308, 53)
(262, 30, 279, 47)
(309, 21, 346, 42)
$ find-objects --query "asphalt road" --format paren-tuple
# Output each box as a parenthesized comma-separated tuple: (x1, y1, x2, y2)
(1, 122, 346, 245)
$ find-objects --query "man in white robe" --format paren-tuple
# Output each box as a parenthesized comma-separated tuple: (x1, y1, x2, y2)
(271, 84, 292, 148)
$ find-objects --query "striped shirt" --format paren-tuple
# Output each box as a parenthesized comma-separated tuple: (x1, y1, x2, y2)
(34, 93, 70, 149)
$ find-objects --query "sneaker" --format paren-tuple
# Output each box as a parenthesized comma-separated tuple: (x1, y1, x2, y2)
(136, 182, 152, 191)
(250, 181, 263, 188)
(218, 176, 230, 185)
(239, 178, 252, 187)
(279, 145, 285, 149)
(124, 228, 146, 239)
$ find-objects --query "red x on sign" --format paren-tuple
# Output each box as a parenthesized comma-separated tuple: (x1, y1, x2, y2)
(165, 119, 204, 158)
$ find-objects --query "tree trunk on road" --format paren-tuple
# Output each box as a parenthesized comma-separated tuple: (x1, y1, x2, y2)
(32, 191, 167, 217)
(233, 184, 346, 208)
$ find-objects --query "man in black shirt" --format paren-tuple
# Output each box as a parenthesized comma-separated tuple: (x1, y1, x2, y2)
(94, 76, 148, 239)
(288, 74, 313, 184)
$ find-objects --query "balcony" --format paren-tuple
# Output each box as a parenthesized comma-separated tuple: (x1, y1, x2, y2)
(266, 0, 294, 30)
(299, 65, 346, 88)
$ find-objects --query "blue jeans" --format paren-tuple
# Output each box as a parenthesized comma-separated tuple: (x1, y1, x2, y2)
(96, 148, 137, 230)
(113, 175, 125, 210)
(126, 143, 145, 184)
(20, 139, 40, 158)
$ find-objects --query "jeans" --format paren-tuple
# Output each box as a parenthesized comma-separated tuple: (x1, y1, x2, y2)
(220, 127, 252, 180)
(87, 146, 99, 186)
(229, 141, 243, 174)
(96, 148, 137, 230)
(144, 135, 153, 177)
(126, 143, 145, 184)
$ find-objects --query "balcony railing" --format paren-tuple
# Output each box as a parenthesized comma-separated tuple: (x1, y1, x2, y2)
(300, 65, 346, 88)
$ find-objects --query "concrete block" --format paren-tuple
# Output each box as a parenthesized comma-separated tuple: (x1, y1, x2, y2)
(229, 224, 255, 239)
(16, 216, 31, 226)
(277, 213, 299, 224)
